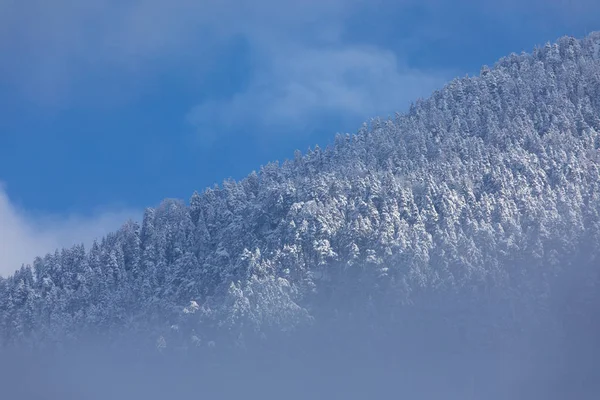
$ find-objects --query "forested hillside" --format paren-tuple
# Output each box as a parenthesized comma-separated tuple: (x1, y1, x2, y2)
(1, 33, 600, 366)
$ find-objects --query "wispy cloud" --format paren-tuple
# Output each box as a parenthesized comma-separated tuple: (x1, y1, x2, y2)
(0, 184, 138, 277)
(0, 0, 365, 106)
(187, 45, 447, 137)
(1, 0, 597, 125)
(2, 0, 596, 97)
(0, 0, 445, 124)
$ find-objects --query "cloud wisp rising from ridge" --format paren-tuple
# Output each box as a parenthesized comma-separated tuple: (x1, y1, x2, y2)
(187, 45, 447, 137)
(0, 185, 138, 277)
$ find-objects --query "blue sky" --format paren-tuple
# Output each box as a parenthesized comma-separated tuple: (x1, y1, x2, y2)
(1, 0, 599, 274)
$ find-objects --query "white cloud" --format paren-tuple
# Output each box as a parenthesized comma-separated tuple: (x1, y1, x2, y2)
(0, 185, 138, 277)
(187, 45, 447, 136)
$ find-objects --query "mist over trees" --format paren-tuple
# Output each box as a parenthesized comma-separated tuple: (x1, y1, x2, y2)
(1, 33, 600, 398)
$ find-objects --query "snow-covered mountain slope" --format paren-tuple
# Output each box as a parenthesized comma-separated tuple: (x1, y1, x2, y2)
(1, 33, 600, 354)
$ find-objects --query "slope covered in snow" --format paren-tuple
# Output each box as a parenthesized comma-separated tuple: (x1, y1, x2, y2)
(1, 33, 600, 363)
